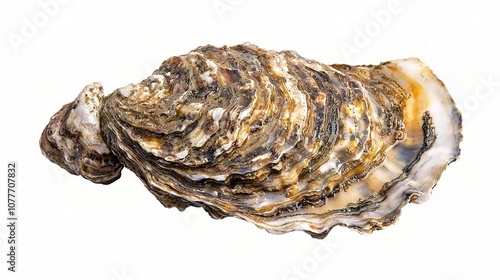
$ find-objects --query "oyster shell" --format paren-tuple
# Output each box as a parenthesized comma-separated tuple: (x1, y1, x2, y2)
(40, 43, 462, 238)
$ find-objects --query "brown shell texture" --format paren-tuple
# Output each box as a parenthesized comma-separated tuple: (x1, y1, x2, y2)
(40, 43, 462, 238)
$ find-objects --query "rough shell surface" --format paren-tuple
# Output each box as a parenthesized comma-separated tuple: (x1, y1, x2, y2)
(40, 43, 462, 238)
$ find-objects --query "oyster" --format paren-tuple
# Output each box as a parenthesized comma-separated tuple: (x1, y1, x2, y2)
(40, 43, 462, 238)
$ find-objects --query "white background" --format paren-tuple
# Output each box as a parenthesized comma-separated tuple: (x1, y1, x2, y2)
(1, 0, 499, 279)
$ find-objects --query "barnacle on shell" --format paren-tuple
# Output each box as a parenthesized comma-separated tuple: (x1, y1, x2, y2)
(40, 43, 462, 238)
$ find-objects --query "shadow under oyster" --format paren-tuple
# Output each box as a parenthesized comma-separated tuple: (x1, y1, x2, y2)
(40, 43, 462, 238)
